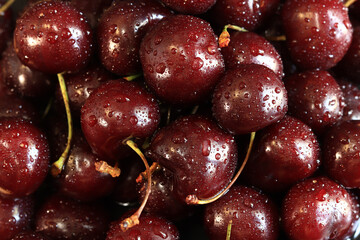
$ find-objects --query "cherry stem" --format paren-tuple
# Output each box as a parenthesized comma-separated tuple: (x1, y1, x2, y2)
(0, 0, 15, 13)
(120, 139, 152, 231)
(136, 162, 160, 183)
(345, 0, 357, 7)
(266, 35, 286, 41)
(95, 161, 121, 177)
(41, 96, 53, 120)
(226, 220, 233, 240)
(123, 73, 142, 81)
(191, 105, 199, 114)
(186, 131, 256, 205)
(167, 107, 171, 125)
(219, 24, 248, 48)
(51, 73, 73, 177)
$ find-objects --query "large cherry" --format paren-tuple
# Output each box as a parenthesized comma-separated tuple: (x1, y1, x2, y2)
(159, 0, 216, 14)
(147, 115, 238, 203)
(204, 185, 279, 240)
(282, 0, 353, 70)
(98, 0, 171, 76)
(0, 118, 50, 197)
(13, 0, 93, 74)
(284, 70, 344, 133)
(140, 14, 225, 105)
(220, 31, 284, 79)
(0, 95, 39, 123)
(282, 176, 359, 240)
(212, 64, 287, 135)
(81, 79, 160, 162)
(242, 115, 321, 193)
(0, 195, 34, 240)
(322, 121, 360, 188)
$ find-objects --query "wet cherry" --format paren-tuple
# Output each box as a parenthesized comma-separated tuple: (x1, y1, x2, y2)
(159, 0, 216, 14)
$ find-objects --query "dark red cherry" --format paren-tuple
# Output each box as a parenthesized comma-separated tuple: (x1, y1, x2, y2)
(209, 0, 280, 31)
(13, 0, 93, 74)
(221, 31, 284, 79)
(212, 64, 288, 135)
(323, 121, 360, 188)
(138, 167, 193, 221)
(147, 115, 238, 202)
(0, 0, 12, 55)
(97, 0, 171, 76)
(338, 78, 360, 121)
(242, 115, 321, 193)
(1, 42, 54, 99)
(284, 70, 344, 133)
(140, 14, 225, 105)
(0, 95, 39, 123)
(337, 24, 360, 82)
(204, 185, 279, 240)
(0, 195, 34, 240)
(282, 176, 359, 240)
(11, 231, 50, 240)
(282, 0, 353, 70)
(106, 215, 180, 240)
(57, 132, 117, 201)
(35, 195, 110, 240)
(159, 0, 216, 14)
(81, 80, 160, 162)
(0, 118, 50, 197)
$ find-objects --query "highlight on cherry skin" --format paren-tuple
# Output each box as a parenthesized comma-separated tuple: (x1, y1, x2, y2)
(1, 0, 360, 239)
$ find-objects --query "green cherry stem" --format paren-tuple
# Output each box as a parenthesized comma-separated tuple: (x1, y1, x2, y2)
(0, 0, 15, 13)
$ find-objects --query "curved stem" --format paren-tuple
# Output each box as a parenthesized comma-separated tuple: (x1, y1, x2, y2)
(136, 162, 160, 183)
(41, 96, 53, 120)
(186, 132, 256, 205)
(219, 24, 248, 48)
(120, 139, 152, 231)
(266, 35, 286, 42)
(51, 73, 73, 177)
(0, 0, 15, 13)
(345, 0, 357, 7)
(123, 73, 142, 81)
(226, 220, 233, 240)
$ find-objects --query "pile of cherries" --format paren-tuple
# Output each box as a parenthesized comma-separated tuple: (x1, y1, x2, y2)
(1, 0, 360, 239)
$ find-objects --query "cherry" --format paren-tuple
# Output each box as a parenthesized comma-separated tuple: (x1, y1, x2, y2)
(147, 115, 238, 203)
(282, 0, 353, 70)
(204, 185, 279, 240)
(208, 0, 280, 31)
(13, 0, 93, 74)
(0, 195, 34, 240)
(284, 70, 345, 133)
(97, 0, 171, 76)
(11, 231, 50, 240)
(57, 131, 117, 201)
(322, 121, 360, 188)
(159, 0, 216, 15)
(35, 194, 110, 240)
(1, 42, 54, 99)
(0, 0, 12, 55)
(0, 95, 39, 123)
(282, 176, 359, 240)
(242, 115, 321, 193)
(338, 78, 360, 121)
(106, 215, 180, 240)
(220, 31, 284, 79)
(81, 79, 160, 162)
(140, 14, 225, 105)
(212, 64, 288, 135)
(0, 118, 50, 197)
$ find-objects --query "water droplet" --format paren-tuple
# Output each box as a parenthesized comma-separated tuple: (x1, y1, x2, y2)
(47, 32, 59, 44)
(192, 57, 204, 70)
(88, 115, 97, 127)
(155, 63, 166, 74)
(202, 139, 211, 156)
(129, 116, 138, 125)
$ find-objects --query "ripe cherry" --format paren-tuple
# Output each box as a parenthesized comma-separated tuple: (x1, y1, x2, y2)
(338, 78, 360, 121)
(11, 231, 50, 240)
(0, 95, 39, 123)
(159, 0, 216, 14)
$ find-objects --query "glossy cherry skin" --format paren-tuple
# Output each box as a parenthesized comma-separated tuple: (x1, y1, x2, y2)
(282, 176, 359, 240)
(106, 215, 180, 240)
(1, 42, 54, 99)
(0, 118, 50, 198)
(282, 0, 353, 70)
(98, 0, 171, 76)
(11, 231, 50, 240)
(209, 0, 280, 31)
(322, 121, 360, 188)
(0, 196, 34, 240)
(221, 31, 284, 79)
(338, 79, 360, 121)
(35, 195, 110, 240)
(140, 15, 225, 105)
(212, 64, 288, 135)
(81, 80, 160, 162)
(242, 115, 321, 193)
(138, 167, 193, 221)
(58, 132, 117, 201)
(0, 95, 39, 123)
(204, 185, 279, 240)
(160, 0, 216, 14)
(285, 70, 344, 133)
(147, 115, 238, 202)
(14, 0, 93, 74)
